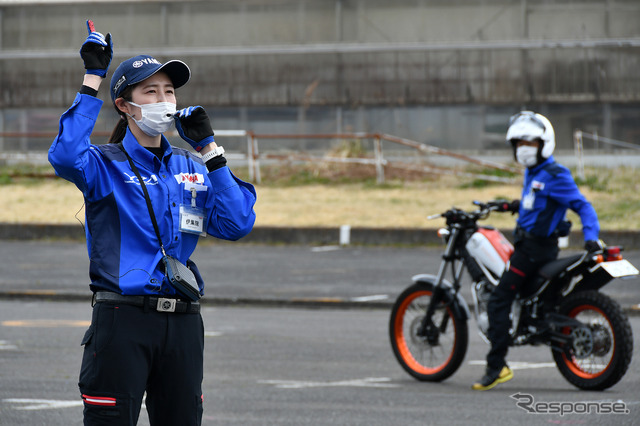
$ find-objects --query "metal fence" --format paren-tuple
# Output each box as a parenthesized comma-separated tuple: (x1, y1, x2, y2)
(573, 130, 640, 180)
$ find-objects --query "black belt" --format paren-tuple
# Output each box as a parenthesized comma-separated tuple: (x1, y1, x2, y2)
(514, 226, 558, 245)
(94, 291, 200, 314)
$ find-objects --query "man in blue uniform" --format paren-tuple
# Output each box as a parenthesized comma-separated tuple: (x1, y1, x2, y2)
(472, 111, 601, 391)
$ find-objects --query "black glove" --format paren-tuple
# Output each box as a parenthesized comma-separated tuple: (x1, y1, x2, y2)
(493, 199, 519, 214)
(174, 106, 215, 152)
(507, 199, 520, 214)
(79, 20, 113, 78)
(585, 240, 604, 253)
(556, 219, 572, 237)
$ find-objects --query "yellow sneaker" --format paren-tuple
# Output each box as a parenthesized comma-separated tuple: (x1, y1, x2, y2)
(471, 366, 513, 391)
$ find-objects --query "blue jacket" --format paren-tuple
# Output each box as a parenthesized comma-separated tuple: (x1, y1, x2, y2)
(49, 93, 256, 296)
(517, 156, 599, 242)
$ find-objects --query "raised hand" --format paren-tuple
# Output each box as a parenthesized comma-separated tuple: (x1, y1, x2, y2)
(80, 19, 113, 78)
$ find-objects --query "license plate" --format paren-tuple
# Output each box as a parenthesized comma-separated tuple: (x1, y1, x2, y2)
(600, 260, 639, 278)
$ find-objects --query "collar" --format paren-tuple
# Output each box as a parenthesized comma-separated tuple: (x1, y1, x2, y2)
(527, 156, 555, 174)
(121, 129, 173, 165)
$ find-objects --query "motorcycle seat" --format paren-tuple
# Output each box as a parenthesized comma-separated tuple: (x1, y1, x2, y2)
(538, 254, 584, 280)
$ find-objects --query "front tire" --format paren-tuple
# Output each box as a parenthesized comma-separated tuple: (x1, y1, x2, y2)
(552, 290, 633, 390)
(389, 282, 468, 381)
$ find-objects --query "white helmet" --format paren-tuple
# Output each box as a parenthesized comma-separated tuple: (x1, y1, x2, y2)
(506, 111, 555, 159)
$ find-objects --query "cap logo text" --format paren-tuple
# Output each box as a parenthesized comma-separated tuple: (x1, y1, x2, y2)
(132, 58, 162, 68)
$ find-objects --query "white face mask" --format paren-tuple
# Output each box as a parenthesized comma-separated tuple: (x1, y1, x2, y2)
(127, 101, 176, 137)
(516, 145, 539, 167)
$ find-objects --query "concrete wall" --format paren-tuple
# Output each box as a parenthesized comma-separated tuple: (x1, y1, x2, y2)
(2, 0, 639, 108)
(0, 0, 639, 152)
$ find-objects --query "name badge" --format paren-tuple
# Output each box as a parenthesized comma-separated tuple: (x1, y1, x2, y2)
(179, 187, 207, 235)
(522, 191, 535, 210)
(180, 205, 206, 235)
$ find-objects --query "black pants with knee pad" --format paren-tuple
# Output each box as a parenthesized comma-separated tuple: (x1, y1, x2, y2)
(79, 301, 204, 425)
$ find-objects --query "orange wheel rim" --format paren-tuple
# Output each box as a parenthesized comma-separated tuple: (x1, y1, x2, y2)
(561, 304, 613, 379)
(393, 290, 455, 375)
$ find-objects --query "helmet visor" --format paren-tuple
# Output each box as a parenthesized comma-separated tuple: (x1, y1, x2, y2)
(509, 111, 546, 132)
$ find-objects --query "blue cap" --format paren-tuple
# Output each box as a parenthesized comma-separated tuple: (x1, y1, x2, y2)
(109, 55, 191, 102)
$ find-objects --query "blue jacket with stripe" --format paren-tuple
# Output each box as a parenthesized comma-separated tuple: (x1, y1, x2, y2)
(48, 93, 257, 296)
(516, 156, 599, 242)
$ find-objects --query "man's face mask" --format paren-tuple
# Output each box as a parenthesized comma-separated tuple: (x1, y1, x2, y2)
(516, 145, 539, 168)
(128, 101, 176, 137)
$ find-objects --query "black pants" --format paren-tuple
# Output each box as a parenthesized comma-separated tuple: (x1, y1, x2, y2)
(485, 237, 558, 373)
(79, 302, 204, 425)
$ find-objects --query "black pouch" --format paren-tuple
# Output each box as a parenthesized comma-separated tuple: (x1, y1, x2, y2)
(163, 255, 201, 301)
(556, 219, 572, 237)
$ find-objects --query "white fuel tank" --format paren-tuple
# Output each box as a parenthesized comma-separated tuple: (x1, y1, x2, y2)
(465, 228, 514, 277)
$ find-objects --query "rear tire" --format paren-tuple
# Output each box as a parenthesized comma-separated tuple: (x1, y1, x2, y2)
(552, 291, 633, 390)
(389, 282, 468, 381)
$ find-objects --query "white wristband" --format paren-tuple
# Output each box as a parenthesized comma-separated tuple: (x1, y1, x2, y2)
(201, 146, 225, 163)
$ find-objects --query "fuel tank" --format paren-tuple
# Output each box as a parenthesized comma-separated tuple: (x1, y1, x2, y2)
(465, 227, 514, 277)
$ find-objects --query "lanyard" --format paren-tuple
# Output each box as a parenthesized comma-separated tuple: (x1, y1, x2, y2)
(119, 144, 168, 257)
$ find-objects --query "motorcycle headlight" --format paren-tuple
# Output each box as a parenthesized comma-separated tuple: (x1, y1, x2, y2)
(437, 228, 450, 242)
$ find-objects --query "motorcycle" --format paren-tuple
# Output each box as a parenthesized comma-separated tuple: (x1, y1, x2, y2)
(389, 200, 638, 390)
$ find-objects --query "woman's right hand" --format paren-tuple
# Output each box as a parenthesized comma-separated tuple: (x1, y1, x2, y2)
(79, 19, 113, 78)
(174, 106, 216, 152)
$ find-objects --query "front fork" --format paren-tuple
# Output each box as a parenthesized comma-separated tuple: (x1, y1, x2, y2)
(418, 285, 451, 345)
(418, 228, 464, 344)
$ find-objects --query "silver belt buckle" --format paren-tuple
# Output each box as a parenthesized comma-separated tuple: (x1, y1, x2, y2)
(157, 298, 177, 313)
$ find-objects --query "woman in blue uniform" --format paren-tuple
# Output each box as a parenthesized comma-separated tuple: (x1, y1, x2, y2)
(48, 21, 256, 424)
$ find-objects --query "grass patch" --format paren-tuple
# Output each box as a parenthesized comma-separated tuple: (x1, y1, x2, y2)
(0, 163, 56, 185)
(575, 173, 609, 192)
(0, 163, 637, 231)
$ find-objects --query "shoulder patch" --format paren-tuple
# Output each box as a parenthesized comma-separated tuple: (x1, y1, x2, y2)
(542, 161, 566, 177)
(171, 145, 204, 165)
(95, 143, 127, 162)
(171, 146, 205, 165)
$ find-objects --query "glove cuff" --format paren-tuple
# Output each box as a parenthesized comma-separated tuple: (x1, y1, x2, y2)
(85, 69, 107, 78)
(193, 136, 215, 152)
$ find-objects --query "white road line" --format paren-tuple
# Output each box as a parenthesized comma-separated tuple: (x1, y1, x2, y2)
(0, 340, 18, 350)
(3, 399, 83, 410)
(350, 294, 389, 302)
(469, 360, 556, 369)
(3, 398, 149, 411)
(259, 377, 399, 389)
(311, 246, 342, 252)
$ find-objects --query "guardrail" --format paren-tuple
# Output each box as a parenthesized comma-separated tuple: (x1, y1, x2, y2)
(1, 130, 521, 184)
(245, 132, 520, 184)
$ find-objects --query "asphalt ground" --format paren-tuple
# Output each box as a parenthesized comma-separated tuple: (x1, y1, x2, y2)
(1, 240, 639, 312)
(1, 302, 639, 426)
(1, 240, 639, 425)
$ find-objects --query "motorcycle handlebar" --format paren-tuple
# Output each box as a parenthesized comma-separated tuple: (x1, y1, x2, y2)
(428, 200, 514, 223)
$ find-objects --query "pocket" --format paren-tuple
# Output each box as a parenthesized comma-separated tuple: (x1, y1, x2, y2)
(81, 391, 133, 424)
(182, 185, 208, 209)
(93, 303, 119, 354)
(80, 326, 94, 346)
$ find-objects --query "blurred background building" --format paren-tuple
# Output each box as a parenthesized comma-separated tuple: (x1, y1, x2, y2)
(1, 0, 639, 158)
